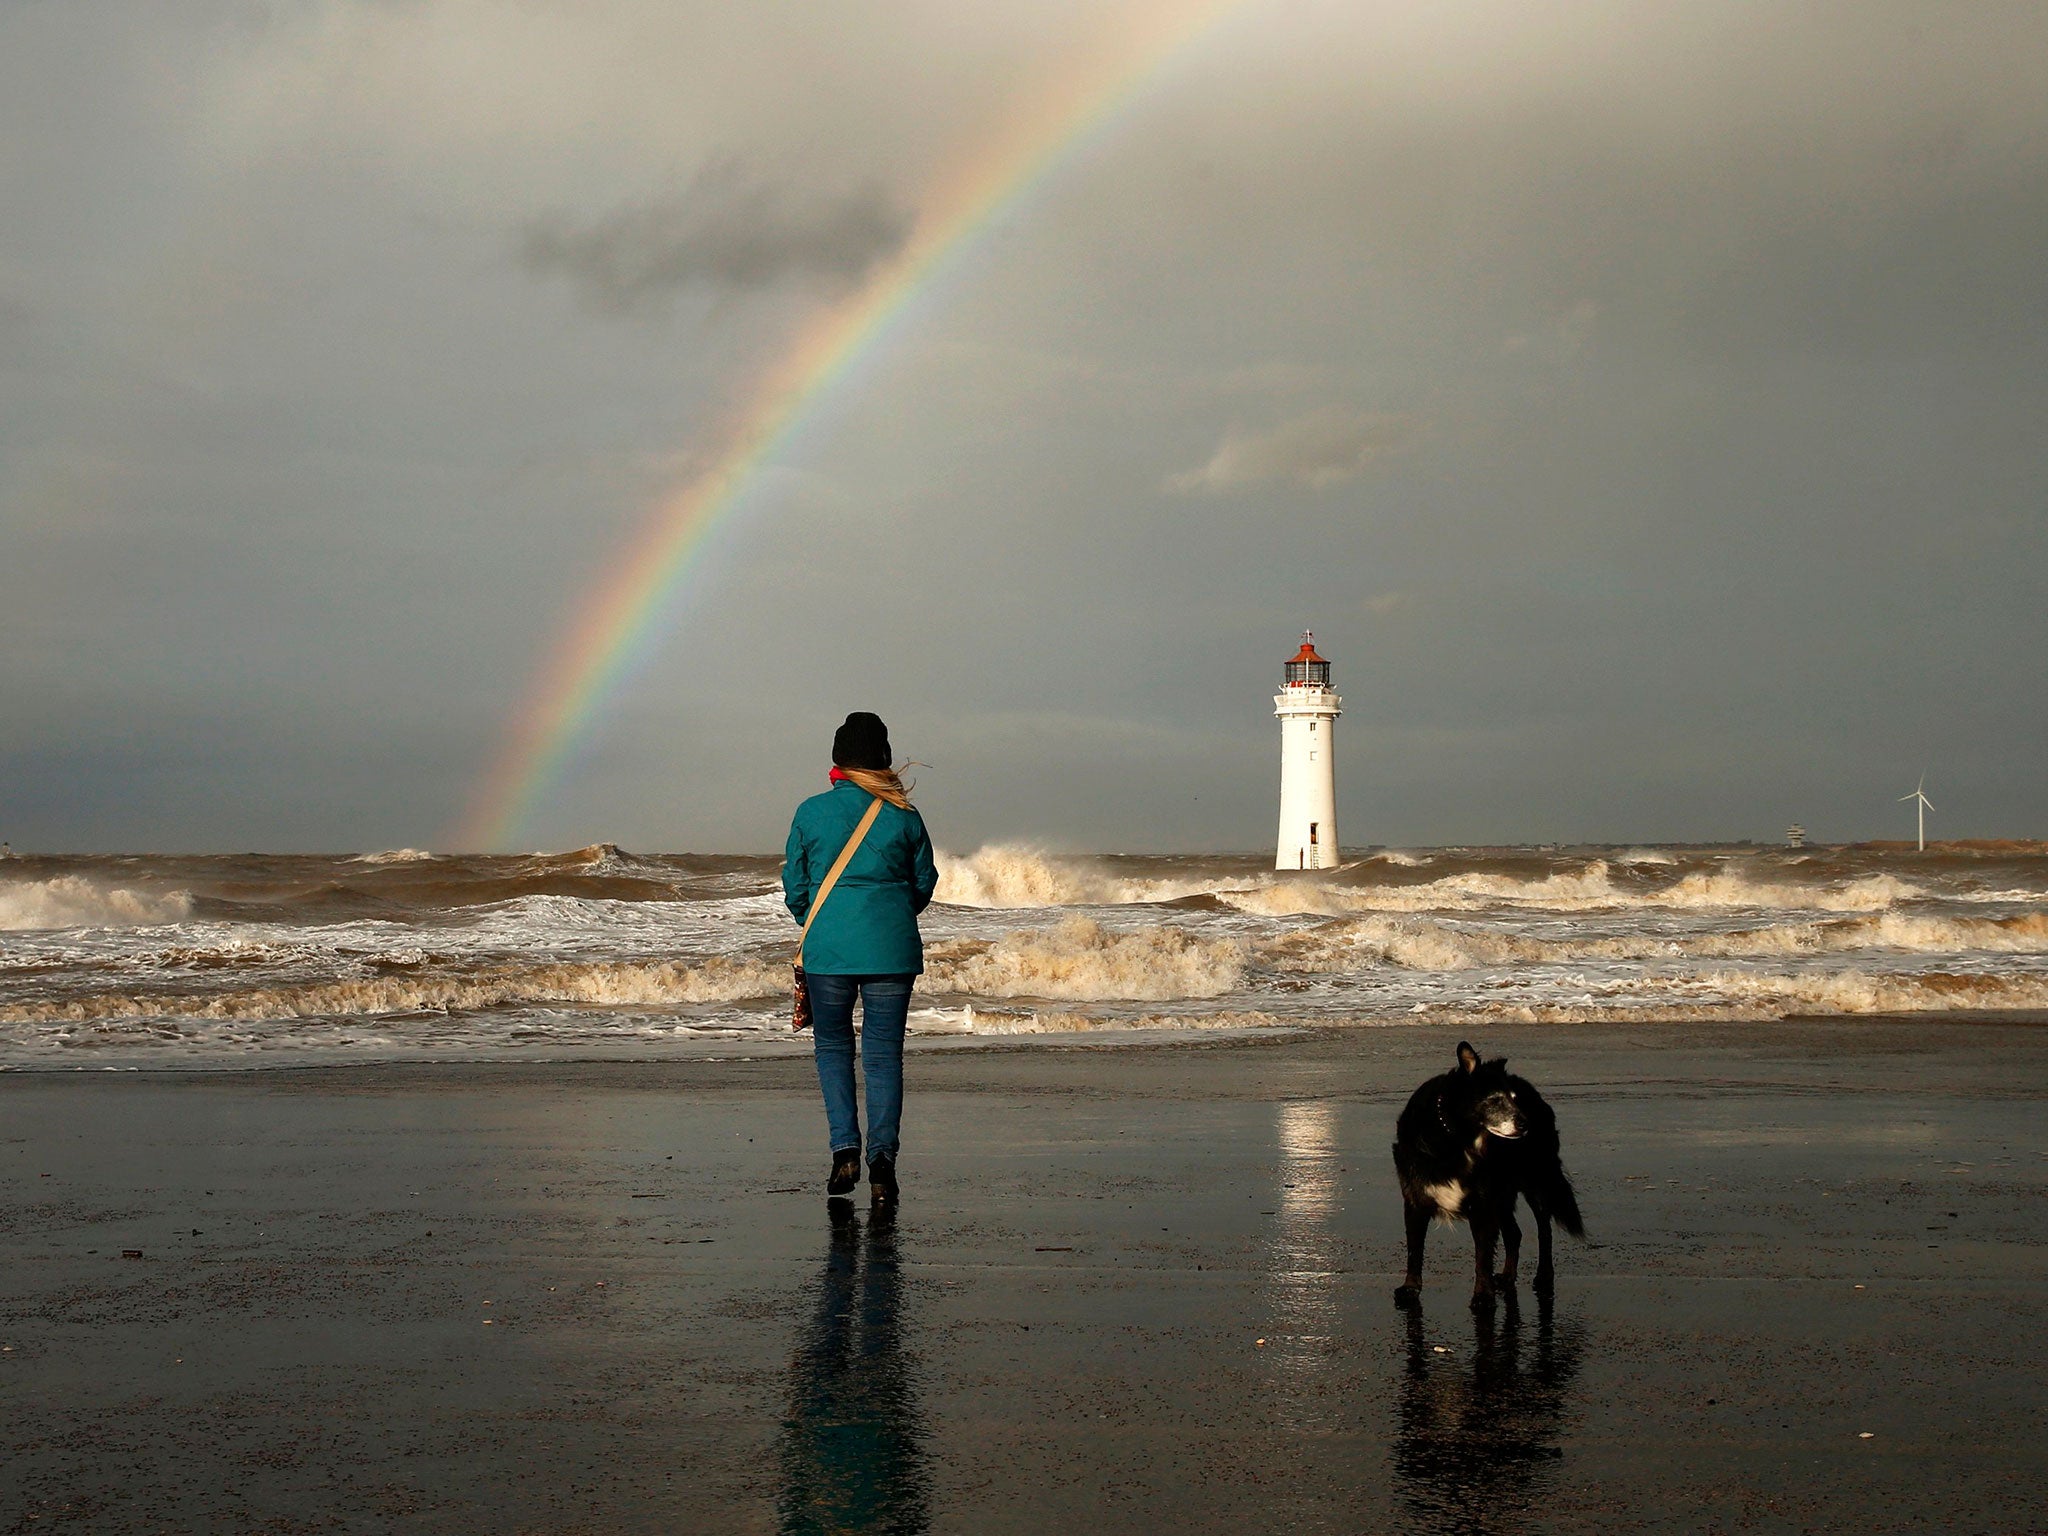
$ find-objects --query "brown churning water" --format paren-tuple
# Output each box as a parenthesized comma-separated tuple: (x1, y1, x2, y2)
(3, 841, 2046, 1066)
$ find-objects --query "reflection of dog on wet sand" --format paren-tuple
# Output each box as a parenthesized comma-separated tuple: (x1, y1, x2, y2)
(1393, 1041, 1584, 1310)
(1393, 1291, 1585, 1531)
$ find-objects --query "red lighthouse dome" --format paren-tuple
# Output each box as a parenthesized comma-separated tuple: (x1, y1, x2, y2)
(1283, 632, 1331, 688)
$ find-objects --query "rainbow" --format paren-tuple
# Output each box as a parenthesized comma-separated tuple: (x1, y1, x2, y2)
(457, 0, 1250, 850)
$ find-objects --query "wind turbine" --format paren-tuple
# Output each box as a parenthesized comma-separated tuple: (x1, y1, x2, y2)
(1899, 773, 1933, 852)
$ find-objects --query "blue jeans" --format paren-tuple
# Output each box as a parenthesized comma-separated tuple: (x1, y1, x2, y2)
(807, 973, 913, 1162)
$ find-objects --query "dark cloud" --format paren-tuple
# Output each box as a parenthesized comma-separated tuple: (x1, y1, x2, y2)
(518, 163, 910, 314)
(6, 2, 2048, 850)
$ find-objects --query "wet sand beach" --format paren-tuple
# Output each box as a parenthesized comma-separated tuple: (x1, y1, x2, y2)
(3, 1020, 2045, 1533)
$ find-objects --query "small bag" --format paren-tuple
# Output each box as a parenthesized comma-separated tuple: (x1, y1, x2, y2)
(791, 795, 885, 1030)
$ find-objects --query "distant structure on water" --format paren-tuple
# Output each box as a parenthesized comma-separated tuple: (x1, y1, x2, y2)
(1785, 824, 1807, 848)
(1899, 775, 1934, 852)
(1275, 632, 1341, 870)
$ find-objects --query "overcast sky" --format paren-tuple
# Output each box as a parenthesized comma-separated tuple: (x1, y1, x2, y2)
(3, 0, 2044, 853)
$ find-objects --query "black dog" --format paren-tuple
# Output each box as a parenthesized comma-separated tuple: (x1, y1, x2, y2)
(1392, 1041, 1583, 1310)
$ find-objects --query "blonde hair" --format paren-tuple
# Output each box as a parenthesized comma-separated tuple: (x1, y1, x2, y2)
(838, 765, 912, 810)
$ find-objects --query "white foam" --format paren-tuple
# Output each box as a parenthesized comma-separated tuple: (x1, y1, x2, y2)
(0, 877, 193, 931)
(1334, 969, 2048, 1028)
(0, 955, 785, 1025)
(925, 916, 1247, 1000)
(936, 1005, 1284, 1035)
(1263, 908, 2048, 973)
(7, 844, 2044, 1062)
(934, 845, 1250, 908)
(1657, 869, 1923, 911)
(1598, 967, 2048, 1018)
(1221, 862, 1930, 917)
(454, 892, 794, 954)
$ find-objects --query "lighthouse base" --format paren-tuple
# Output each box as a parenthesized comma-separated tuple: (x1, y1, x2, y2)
(1274, 692, 1339, 871)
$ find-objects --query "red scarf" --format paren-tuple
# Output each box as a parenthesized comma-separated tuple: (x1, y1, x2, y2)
(828, 766, 851, 784)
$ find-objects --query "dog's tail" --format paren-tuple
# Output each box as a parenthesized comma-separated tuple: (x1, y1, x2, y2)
(1544, 1167, 1586, 1238)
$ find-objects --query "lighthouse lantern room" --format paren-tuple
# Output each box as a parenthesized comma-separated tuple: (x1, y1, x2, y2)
(1275, 632, 1341, 870)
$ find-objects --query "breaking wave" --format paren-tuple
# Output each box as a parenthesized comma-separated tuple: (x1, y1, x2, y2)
(1435, 968, 2048, 1024)
(926, 917, 1247, 1001)
(5, 844, 2043, 1061)
(1690, 967, 2048, 1015)
(928, 965, 2048, 1030)
(936, 1006, 1286, 1036)
(0, 877, 194, 931)
(0, 956, 784, 1025)
(1222, 862, 1926, 916)
(1265, 909, 2048, 972)
(934, 846, 1250, 908)
(919, 847, 2009, 923)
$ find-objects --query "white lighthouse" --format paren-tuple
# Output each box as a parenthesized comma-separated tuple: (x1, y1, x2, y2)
(1275, 632, 1341, 870)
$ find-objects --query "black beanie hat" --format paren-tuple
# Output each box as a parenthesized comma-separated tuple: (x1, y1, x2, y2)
(831, 712, 892, 770)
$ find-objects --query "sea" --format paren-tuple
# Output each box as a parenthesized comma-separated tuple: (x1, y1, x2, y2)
(3, 842, 2046, 1070)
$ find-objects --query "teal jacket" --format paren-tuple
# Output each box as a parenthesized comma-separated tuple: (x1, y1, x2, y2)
(783, 780, 939, 976)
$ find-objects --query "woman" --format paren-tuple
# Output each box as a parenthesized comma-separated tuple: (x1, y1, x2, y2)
(783, 711, 938, 1204)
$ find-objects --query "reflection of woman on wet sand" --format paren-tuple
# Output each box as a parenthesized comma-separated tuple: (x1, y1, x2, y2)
(777, 1206, 929, 1536)
(1393, 1293, 1584, 1535)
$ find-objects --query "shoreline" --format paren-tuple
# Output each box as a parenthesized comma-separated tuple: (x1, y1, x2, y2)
(1, 1008, 2044, 1081)
(5, 1019, 2045, 1531)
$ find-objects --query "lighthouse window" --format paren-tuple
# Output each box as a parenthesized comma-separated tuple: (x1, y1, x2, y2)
(1309, 721, 1316, 732)
(1309, 751, 1316, 760)
(1309, 823, 1319, 844)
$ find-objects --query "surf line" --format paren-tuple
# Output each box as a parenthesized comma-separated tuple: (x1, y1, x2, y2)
(455, 0, 1252, 851)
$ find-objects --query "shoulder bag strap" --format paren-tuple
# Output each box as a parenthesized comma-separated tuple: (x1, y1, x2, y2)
(795, 795, 885, 966)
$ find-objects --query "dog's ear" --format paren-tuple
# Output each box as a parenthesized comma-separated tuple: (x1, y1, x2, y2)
(1457, 1041, 1480, 1073)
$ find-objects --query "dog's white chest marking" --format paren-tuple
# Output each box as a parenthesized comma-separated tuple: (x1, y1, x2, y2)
(1422, 1181, 1466, 1219)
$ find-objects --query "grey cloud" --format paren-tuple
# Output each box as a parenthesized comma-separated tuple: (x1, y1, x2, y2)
(1503, 300, 1599, 358)
(1167, 408, 1419, 493)
(1184, 360, 1336, 396)
(519, 164, 910, 314)
(9, 2, 2048, 851)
